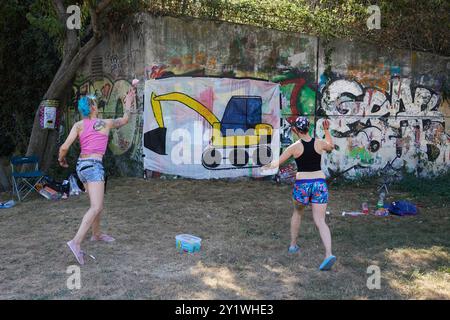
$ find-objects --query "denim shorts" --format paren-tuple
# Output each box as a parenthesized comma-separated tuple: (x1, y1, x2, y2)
(76, 158, 105, 184)
(293, 178, 328, 205)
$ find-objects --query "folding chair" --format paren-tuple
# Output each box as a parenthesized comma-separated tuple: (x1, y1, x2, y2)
(11, 156, 45, 201)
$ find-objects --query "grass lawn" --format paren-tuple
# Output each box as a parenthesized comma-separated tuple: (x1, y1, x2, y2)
(0, 177, 449, 299)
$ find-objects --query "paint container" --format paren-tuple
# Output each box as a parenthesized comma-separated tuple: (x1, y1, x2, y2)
(175, 234, 202, 253)
(362, 202, 369, 214)
(377, 192, 386, 209)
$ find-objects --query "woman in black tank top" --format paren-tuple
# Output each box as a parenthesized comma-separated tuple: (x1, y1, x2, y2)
(263, 116, 337, 271)
(294, 137, 322, 172)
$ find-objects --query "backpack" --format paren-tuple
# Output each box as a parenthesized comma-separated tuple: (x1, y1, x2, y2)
(42, 176, 70, 195)
(388, 200, 418, 216)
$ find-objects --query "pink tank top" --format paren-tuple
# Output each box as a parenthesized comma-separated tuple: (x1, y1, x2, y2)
(79, 119, 109, 155)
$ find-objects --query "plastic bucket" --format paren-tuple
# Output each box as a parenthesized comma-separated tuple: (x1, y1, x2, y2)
(175, 234, 202, 253)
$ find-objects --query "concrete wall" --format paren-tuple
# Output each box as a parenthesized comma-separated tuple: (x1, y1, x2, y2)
(68, 14, 450, 179)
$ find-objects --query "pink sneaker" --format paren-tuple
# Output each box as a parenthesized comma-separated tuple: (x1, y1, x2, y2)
(90, 234, 115, 243)
(67, 240, 85, 265)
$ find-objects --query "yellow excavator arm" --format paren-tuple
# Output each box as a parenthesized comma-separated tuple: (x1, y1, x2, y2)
(150, 91, 272, 148)
(151, 92, 220, 128)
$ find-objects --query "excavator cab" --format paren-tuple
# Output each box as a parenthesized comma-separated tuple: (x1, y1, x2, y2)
(220, 96, 262, 136)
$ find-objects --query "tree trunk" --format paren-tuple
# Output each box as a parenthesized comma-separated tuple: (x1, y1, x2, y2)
(0, 164, 10, 192)
(26, 36, 102, 172)
(26, 0, 112, 172)
(25, 61, 73, 172)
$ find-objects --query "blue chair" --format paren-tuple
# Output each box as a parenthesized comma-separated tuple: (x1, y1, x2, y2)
(10, 156, 45, 201)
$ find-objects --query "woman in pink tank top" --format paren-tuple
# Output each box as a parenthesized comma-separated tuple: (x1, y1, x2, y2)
(58, 82, 138, 265)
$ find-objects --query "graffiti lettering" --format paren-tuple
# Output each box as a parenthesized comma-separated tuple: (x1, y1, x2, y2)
(318, 77, 448, 177)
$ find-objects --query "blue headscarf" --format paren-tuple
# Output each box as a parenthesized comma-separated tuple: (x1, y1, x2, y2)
(293, 116, 310, 133)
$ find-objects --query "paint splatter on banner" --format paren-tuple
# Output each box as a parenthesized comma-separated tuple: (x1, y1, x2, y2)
(143, 77, 280, 179)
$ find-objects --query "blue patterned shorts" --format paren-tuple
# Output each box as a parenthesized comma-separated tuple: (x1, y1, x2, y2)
(293, 179, 328, 205)
(76, 159, 105, 184)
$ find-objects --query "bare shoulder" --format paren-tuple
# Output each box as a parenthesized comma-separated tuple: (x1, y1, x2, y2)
(292, 140, 303, 148)
(290, 140, 303, 157)
(315, 138, 333, 153)
(73, 120, 83, 132)
(314, 138, 325, 146)
(293, 140, 304, 149)
(102, 118, 120, 129)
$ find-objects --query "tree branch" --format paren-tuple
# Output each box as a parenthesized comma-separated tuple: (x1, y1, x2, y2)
(51, 34, 102, 92)
(96, 0, 114, 15)
(89, 0, 113, 39)
(49, 0, 115, 96)
(90, 6, 100, 37)
(51, 0, 66, 23)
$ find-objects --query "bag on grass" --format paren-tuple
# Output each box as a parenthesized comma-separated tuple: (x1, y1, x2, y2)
(388, 200, 418, 216)
(43, 176, 69, 195)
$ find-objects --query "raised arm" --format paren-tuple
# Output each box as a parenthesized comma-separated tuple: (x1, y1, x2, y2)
(319, 119, 335, 152)
(107, 87, 136, 129)
(264, 142, 298, 170)
(58, 122, 81, 168)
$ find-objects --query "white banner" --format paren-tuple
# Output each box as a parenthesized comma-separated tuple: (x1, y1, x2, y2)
(143, 77, 280, 179)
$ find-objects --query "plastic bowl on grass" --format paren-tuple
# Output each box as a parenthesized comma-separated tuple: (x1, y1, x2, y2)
(175, 234, 201, 253)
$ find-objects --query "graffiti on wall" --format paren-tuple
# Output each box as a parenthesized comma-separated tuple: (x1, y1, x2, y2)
(315, 77, 449, 178)
(71, 76, 143, 162)
(270, 70, 318, 181)
(68, 14, 449, 179)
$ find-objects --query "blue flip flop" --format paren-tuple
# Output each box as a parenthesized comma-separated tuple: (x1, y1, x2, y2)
(288, 244, 300, 254)
(319, 255, 336, 271)
(0, 200, 15, 209)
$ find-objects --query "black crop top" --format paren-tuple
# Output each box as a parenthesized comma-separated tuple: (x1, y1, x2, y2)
(294, 138, 322, 172)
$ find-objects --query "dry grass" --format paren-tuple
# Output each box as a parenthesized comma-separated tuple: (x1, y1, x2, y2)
(0, 178, 449, 300)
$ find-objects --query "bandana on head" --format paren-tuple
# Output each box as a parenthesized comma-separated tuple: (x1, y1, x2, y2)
(293, 116, 310, 132)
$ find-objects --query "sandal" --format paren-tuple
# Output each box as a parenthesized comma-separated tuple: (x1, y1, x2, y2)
(90, 234, 115, 243)
(67, 240, 85, 265)
(319, 255, 336, 271)
(288, 244, 300, 254)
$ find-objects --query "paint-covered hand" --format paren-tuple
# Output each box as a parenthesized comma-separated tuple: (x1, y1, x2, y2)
(323, 119, 330, 130)
(124, 87, 136, 110)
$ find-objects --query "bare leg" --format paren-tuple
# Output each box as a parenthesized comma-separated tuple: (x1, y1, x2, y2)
(312, 203, 332, 258)
(91, 209, 102, 237)
(88, 182, 103, 238)
(71, 182, 104, 249)
(84, 183, 103, 236)
(81, 183, 103, 237)
(290, 200, 305, 247)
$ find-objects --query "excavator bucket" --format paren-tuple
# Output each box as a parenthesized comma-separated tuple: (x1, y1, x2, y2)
(144, 127, 167, 155)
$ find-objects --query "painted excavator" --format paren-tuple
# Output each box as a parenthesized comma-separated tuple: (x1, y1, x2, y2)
(144, 92, 274, 170)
